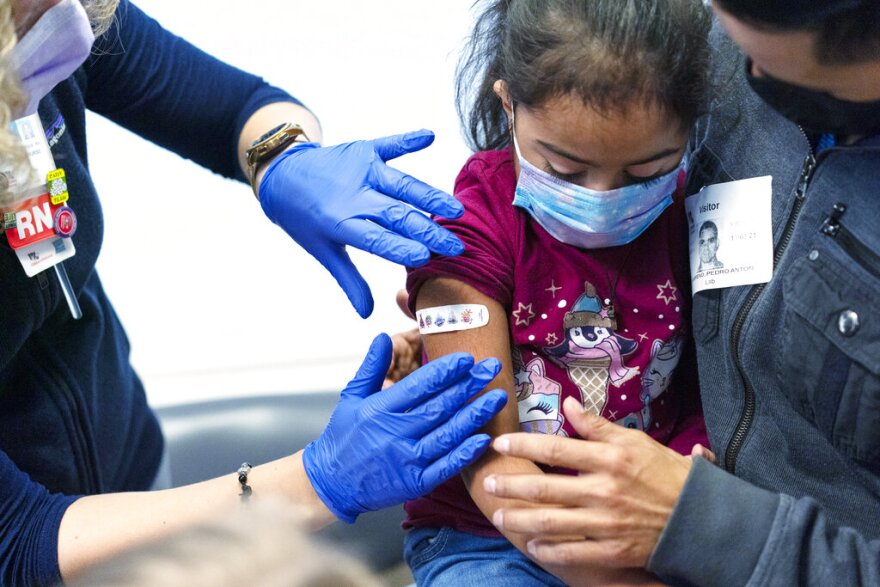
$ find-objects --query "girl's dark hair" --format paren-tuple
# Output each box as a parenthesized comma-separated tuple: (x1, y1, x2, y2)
(456, 0, 713, 152)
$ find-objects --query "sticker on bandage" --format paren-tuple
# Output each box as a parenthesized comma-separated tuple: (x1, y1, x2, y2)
(417, 304, 489, 334)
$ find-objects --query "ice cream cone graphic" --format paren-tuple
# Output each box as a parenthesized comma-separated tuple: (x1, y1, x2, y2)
(545, 282, 640, 417)
(564, 356, 611, 416)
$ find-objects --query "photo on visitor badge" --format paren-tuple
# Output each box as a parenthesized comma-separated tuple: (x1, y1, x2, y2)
(685, 176, 773, 294)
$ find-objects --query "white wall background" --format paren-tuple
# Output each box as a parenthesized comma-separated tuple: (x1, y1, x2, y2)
(89, 0, 477, 407)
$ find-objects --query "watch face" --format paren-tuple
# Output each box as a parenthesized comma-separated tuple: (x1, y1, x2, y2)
(257, 123, 289, 144)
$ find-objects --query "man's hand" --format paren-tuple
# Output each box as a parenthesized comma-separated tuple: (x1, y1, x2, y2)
(259, 131, 464, 318)
(484, 397, 692, 568)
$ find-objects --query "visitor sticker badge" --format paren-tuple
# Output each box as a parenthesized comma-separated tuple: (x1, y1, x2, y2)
(417, 304, 489, 334)
(685, 176, 773, 294)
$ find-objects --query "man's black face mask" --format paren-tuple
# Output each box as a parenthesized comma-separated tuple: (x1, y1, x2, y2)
(746, 59, 880, 136)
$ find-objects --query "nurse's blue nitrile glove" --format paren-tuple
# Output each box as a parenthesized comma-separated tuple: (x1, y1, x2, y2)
(303, 333, 506, 523)
(259, 130, 465, 318)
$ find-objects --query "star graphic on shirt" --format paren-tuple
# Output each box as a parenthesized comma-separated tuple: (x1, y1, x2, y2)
(545, 332, 559, 346)
(656, 279, 678, 306)
(607, 410, 619, 421)
(512, 302, 535, 326)
(514, 370, 533, 386)
(545, 280, 562, 299)
(638, 332, 649, 342)
(599, 307, 611, 320)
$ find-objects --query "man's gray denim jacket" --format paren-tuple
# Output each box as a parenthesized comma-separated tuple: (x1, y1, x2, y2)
(647, 26, 880, 586)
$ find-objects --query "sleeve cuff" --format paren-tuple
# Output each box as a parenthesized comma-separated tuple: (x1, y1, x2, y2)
(647, 457, 780, 586)
(231, 84, 307, 183)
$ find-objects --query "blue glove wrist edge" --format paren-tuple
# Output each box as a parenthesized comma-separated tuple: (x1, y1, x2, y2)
(302, 441, 359, 525)
(257, 141, 322, 205)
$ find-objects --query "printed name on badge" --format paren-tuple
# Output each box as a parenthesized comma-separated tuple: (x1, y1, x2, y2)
(685, 176, 774, 294)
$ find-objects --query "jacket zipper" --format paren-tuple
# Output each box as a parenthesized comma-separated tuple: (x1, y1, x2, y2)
(821, 203, 880, 281)
(724, 147, 816, 473)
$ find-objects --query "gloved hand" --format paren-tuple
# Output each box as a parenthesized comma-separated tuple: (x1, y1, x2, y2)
(303, 333, 507, 523)
(259, 130, 465, 318)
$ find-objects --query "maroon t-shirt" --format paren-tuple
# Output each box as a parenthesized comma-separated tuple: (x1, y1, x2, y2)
(405, 149, 707, 536)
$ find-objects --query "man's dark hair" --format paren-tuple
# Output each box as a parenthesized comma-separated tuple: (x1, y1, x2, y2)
(715, 0, 880, 65)
(699, 220, 718, 238)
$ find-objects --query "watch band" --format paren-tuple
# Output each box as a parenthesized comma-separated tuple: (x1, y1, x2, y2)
(246, 122, 309, 197)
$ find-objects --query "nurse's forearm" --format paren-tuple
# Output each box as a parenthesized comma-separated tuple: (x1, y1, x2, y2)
(57, 450, 335, 581)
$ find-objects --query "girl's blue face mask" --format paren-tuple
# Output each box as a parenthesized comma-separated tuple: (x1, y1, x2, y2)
(510, 107, 684, 250)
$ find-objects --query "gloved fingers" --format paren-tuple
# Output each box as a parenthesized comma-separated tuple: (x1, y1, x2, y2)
(340, 334, 393, 400)
(415, 389, 508, 461)
(336, 218, 431, 267)
(402, 358, 501, 435)
(354, 198, 464, 258)
(370, 163, 463, 220)
(419, 434, 493, 493)
(311, 242, 375, 318)
(377, 352, 476, 413)
(369, 128, 435, 162)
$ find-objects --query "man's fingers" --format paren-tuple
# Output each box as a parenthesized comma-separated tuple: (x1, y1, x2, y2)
(525, 538, 632, 568)
(491, 506, 603, 537)
(562, 396, 627, 443)
(484, 472, 594, 506)
(494, 432, 617, 472)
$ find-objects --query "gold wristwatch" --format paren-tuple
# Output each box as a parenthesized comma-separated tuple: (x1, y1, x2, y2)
(245, 122, 309, 197)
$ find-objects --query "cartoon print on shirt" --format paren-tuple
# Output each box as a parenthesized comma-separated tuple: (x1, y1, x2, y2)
(616, 334, 684, 430)
(512, 350, 566, 435)
(546, 282, 639, 416)
(512, 302, 536, 326)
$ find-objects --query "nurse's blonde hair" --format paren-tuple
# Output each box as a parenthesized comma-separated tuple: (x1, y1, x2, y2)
(0, 0, 120, 206)
(0, 0, 27, 205)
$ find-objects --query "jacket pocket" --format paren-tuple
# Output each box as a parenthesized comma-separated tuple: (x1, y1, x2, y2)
(780, 253, 880, 471)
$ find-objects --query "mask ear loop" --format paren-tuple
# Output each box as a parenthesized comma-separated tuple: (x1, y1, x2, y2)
(509, 101, 526, 161)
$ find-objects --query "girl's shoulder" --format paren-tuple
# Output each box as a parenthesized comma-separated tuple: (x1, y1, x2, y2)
(453, 148, 517, 209)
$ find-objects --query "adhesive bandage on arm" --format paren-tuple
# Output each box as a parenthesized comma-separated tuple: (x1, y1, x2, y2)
(417, 304, 489, 334)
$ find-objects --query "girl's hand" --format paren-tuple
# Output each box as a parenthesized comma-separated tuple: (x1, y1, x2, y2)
(382, 289, 423, 389)
(383, 328, 423, 389)
(690, 443, 716, 463)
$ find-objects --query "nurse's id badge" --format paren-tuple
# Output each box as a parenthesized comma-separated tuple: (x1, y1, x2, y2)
(685, 176, 773, 294)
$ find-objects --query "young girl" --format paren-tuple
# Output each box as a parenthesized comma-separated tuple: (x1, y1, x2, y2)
(403, 0, 712, 584)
